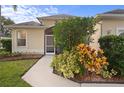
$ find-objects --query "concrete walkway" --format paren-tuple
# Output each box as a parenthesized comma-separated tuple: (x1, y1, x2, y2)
(22, 55, 124, 87)
(22, 55, 80, 87)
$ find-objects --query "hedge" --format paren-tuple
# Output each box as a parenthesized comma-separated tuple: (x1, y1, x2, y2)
(0, 39, 12, 52)
(98, 35, 124, 76)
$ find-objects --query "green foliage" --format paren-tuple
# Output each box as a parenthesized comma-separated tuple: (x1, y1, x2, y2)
(99, 35, 124, 76)
(0, 48, 22, 57)
(51, 49, 84, 78)
(1, 16, 14, 25)
(0, 16, 14, 37)
(51, 43, 117, 79)
(100, 66, 117, 78)
(0, 39, 12, 52)
(0, 50, 10, 56)
(53, 17, 97, 52)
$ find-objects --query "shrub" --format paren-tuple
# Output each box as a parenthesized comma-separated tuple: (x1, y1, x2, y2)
(51, 50, 84, 78)
(51, 43, 117, 79)
(53, 17, 97, 52)
(77, 44, 108, 74)
(76, 44, 117, 78)
(0, 49, 10, 56)
(99, 35, 124, 76)
(0, 39, 12, 52)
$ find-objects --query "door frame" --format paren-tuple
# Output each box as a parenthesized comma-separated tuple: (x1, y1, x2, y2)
(45, 35, 55, 55)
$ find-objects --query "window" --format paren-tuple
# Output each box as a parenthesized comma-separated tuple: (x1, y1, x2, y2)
(118, 30, 124, 36)
(17, 31, 26, 46)
(119, 33, 124, 36)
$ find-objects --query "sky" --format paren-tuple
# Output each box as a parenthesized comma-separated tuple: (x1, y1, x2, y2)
(2, 5, 124, 23)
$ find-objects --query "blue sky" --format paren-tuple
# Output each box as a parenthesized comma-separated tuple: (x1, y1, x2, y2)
(2, 5, 124, 23)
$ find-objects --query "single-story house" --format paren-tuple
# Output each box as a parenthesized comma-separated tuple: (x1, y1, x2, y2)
(7, 14, 76, 54)
(7, 9, 124, 55)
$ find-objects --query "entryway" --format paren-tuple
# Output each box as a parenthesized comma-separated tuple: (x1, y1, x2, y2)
(44, 27, 55, 55)
(45, 35, 55, 54)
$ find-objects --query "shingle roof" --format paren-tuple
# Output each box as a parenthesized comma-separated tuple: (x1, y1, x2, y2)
(37, 14, 78, 20)
(102, 9, 124, 14)
(12, 21, 42, 26)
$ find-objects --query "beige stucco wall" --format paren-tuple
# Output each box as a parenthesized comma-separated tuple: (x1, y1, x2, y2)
(89, 23, 101, 50)
(12, 28, 44, 54)
(101, 19, 124, 36)
(41, 19, 56, 26)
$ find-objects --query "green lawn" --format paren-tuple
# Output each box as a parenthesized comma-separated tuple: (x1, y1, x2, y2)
(0, 59, 37, 87)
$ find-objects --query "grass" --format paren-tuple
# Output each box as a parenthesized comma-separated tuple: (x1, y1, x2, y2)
(0, 59, 37, 87)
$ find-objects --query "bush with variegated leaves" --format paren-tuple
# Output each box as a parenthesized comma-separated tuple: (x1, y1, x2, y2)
(51, 43, 117, 79)
(51, 50, 84, 78)
(76, 44, 117, 78)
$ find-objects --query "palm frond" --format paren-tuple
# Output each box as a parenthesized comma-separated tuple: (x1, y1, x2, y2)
(13, 5, 17, 11)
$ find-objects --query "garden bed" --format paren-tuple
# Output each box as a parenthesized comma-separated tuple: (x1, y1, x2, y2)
(53, 70, 124, 84)
(0, 54, 43, 61)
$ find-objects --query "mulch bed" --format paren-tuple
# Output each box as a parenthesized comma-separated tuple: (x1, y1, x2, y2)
(53, 70, 124, 84)
(0, 54, 43, 61)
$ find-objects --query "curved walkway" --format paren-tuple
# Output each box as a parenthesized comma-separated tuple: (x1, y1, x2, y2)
(22, 55, 124, 87)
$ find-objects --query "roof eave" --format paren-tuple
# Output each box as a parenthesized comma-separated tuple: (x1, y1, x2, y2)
(5, 25, 54, 29)
(5, 25, 47, 29)
(98, 14, 124, 17)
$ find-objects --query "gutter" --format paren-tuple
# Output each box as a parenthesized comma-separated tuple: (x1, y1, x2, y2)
(5, 26, 47, 29)
(5, 25, 54, 29)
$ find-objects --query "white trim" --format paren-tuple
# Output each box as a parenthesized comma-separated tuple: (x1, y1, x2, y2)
(116, 28, 124, 36)
(45, 35, 55, 55)
(6, 25, 54, 29)
(16, 30, 28, 48)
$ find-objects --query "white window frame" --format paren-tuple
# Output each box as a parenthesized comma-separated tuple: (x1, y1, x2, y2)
(16, 30, 27, 48)
(116, 28, 124, 36)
